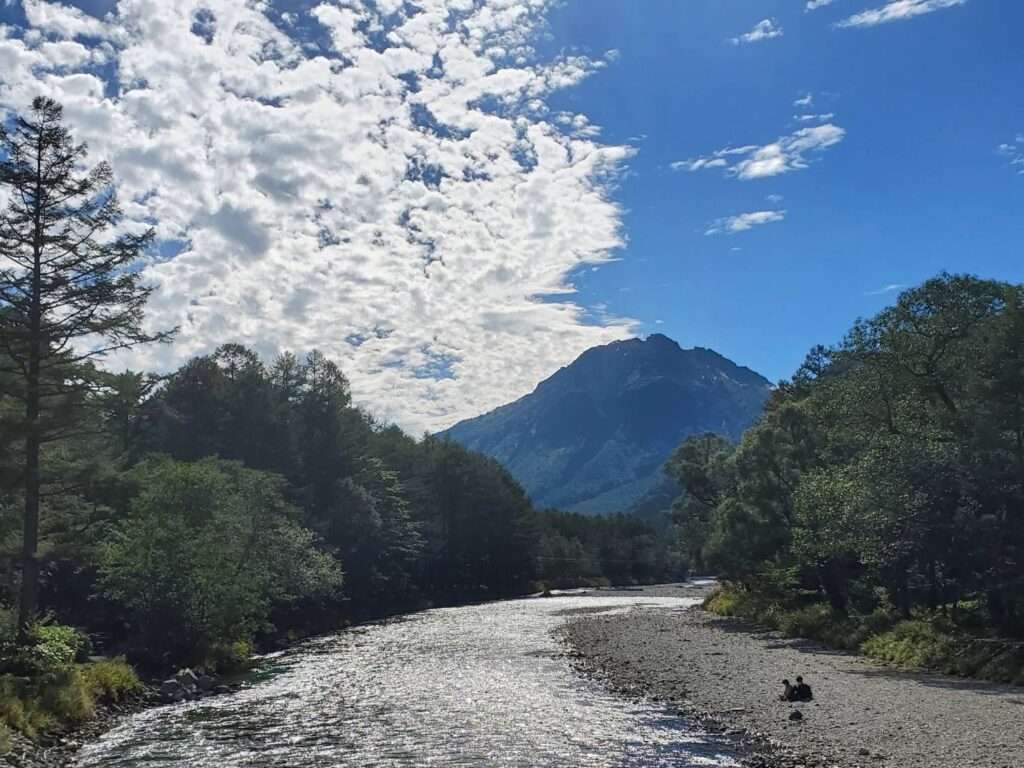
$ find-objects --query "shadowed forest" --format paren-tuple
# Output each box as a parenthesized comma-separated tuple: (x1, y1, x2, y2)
(667, 273, 1024, 682)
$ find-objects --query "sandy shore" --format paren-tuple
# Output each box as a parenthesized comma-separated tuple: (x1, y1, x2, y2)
(561, 585, 1024, 768)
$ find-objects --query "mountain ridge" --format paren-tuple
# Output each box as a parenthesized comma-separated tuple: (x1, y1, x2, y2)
(440, 334, 771, 515)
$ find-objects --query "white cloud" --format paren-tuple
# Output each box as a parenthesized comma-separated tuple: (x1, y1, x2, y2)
(705, 210, 786, 236)
(0, 0, 638, 434)
(22, 0, 114, 40)
(806, 0, 839, 10)
(731, 18, 783, 45)
(675, 123, 846, 180)
(794, 93, 814, 107)
(836, 0, 967, 28)
(795, 112, 835, 122)
(998, 135, 1024, 174)
(866, 283, 907, 295)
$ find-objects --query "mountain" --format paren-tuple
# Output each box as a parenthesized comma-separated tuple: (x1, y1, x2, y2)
(439, 334, 772, 515)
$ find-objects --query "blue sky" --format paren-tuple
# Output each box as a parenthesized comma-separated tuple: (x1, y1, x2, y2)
(540, 0, 1023, 381)
(0, 0, 1021, 430)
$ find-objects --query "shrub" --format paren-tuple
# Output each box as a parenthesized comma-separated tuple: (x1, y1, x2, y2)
(78, 659, 141, 704)
(703, 585, 740, 615)
(0, 659, 140, 739)
(1, 623, 90, 676)
(862, 619, 958, 668)
(208, 639, 254, 674)
(39, 670, 94, 725)
(0, 676, 56, 738)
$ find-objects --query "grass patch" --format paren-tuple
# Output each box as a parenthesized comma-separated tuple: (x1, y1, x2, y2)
(0, 659, 141, 742)
(78, 658, 143, 704)
(864, 622, 1024, 685)
(703, 584, 1024, 685)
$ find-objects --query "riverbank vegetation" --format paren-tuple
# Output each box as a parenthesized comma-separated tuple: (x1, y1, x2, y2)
(0, 99, 686, 742)
(671, 274, 1024, 684)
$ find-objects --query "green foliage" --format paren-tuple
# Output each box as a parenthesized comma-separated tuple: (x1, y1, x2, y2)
(707, 584, 888, 650)
(862, 620, 959, 668)
(208, 640, 254, 675)
(863, 621, 1024, 684)
(0, 337, 701, 690)
(0, 659, 138, 740)
(77, 659, 141, 703)
(0, 623, 90, 676)
(533, 509, 688, 588)
(673, 274, 1024, 684)
(100, 457, 342, 669)
(702, 586, 740, 616)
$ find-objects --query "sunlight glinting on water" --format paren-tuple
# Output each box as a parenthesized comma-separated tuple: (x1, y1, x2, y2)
(76, 596, 739, 768)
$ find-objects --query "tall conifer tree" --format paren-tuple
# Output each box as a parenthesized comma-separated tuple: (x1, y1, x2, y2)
(0, 97, 172, 635)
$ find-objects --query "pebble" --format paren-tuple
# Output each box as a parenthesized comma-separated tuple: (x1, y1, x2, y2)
(559, 584, 1024, 768)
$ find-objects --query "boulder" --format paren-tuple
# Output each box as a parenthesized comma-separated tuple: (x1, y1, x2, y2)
(788, 710, 804, 722)
(159, 679, 185, 702)
(174, 668, 199, 690)
(196, 674, 216, 692)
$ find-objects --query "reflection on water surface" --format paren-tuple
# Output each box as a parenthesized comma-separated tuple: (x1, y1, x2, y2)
(77, 595, 739, 767)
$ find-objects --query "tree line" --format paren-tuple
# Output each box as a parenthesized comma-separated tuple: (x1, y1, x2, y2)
(667, 273, 1024, 645)
(0, 98, 686, 675)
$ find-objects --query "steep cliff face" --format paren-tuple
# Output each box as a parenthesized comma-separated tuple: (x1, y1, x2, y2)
(440, 334, 771, 514)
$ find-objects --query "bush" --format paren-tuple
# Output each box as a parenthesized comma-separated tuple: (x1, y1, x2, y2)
(862, 619, 958, 668)
(38, 671, 94, 725)
(78, 659, 141, 704)
(0, 675, 58, 738)
(705, 585, 901, 652)
(777, 603, 844, 640)
(0, 659, 140, 739)
(851, 617, 1024, 684)
(208, 640, 254, 674)
(1, 623, 91, 676)
(703, 585, 740, 615)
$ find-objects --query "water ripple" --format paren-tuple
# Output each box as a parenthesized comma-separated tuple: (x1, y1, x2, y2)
(76, 596, 739, 767)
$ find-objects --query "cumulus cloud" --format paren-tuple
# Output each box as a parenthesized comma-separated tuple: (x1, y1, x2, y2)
(998, 135, 1024, 174)
(0, 0, 637, 434)
(673, 123, 845, 180)
(22, 0, 114, 40)
(836, 0, 966, 28)
(731, 18, 783, 45)
(806, 0, 839, 9)
(705, 210, 786, 236)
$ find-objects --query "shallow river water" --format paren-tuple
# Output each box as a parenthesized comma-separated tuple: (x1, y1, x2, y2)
(76, 595, 740, 767)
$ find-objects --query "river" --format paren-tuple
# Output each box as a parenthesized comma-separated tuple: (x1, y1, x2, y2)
(75, 593, 740, 767)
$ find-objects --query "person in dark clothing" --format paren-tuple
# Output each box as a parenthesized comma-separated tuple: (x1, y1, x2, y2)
(794, 676, 813, 701)
(779, 679, 797, 702)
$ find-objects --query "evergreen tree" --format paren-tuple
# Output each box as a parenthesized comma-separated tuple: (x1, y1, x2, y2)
(0, 98, 171, 635)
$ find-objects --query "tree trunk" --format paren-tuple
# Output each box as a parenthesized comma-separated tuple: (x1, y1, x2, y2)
(17, 410, 40, 640)
(18, 156, 44, 642)
(17, 328, 41, 640)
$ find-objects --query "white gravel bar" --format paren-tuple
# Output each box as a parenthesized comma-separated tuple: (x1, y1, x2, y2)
(561, 585, 1024, 768)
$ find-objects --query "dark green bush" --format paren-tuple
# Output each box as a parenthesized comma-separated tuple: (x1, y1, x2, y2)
(1, 623, 90, 677)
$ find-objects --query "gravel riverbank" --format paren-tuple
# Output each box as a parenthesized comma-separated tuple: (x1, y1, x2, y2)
(561, 586, 1024, 768)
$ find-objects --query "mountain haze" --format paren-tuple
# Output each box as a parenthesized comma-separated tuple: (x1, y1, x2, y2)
(440, 335, 771, 514)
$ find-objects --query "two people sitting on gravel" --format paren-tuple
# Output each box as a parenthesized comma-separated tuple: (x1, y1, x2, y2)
(779, 676, 813, 702)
